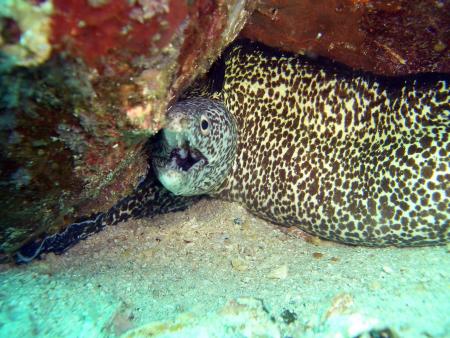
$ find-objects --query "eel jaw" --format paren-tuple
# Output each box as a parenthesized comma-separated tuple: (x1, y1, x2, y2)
(152, 129, 208, 193)
(167, 146, 208, 172)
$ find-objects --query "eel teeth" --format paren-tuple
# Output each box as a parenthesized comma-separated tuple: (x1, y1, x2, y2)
(178, 148, 188, 159)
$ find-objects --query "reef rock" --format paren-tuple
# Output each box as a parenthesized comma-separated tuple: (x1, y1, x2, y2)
(0, 0, 254, 258)
(242, 0, 450, 75)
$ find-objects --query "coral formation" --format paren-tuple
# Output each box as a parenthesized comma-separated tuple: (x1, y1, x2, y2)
(0, 0, 53, 66)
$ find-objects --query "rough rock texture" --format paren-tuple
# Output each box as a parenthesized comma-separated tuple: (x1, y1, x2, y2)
(0, 0, 254, 258)
(242, 0, 450, 75)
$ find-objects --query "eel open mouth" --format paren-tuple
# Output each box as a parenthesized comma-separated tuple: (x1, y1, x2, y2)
(168, 143, 208, 172)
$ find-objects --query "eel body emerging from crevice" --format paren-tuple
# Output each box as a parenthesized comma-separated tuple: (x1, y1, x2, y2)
(154, 41, 449, 247)
(16, 40, 449, 263)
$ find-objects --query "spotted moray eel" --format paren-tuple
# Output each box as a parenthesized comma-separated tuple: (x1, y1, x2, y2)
(154, 40, 449, 247)
(16, 40, 449, 262)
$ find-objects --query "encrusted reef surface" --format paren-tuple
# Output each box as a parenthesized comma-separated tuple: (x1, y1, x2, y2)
(0, 0, 253, 258)
(242, 0, 450, 75)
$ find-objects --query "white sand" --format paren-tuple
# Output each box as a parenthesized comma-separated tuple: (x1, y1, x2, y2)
(1, 199, 449, 337)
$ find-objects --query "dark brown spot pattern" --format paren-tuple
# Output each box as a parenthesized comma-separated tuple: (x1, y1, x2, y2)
(210, 41, 449, 247)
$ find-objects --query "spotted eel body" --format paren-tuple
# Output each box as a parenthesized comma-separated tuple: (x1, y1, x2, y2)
(156, 40, 449, 247)
(209, 41, 449, 246)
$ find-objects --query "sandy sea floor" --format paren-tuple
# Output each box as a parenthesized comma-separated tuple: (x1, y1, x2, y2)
(0, 199, 449, 337)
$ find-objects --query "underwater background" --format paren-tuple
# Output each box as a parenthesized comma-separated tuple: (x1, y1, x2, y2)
(1, 0, 449, 337)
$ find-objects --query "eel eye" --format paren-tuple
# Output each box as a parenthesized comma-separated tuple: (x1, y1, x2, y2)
(200, 117, 209, 135)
